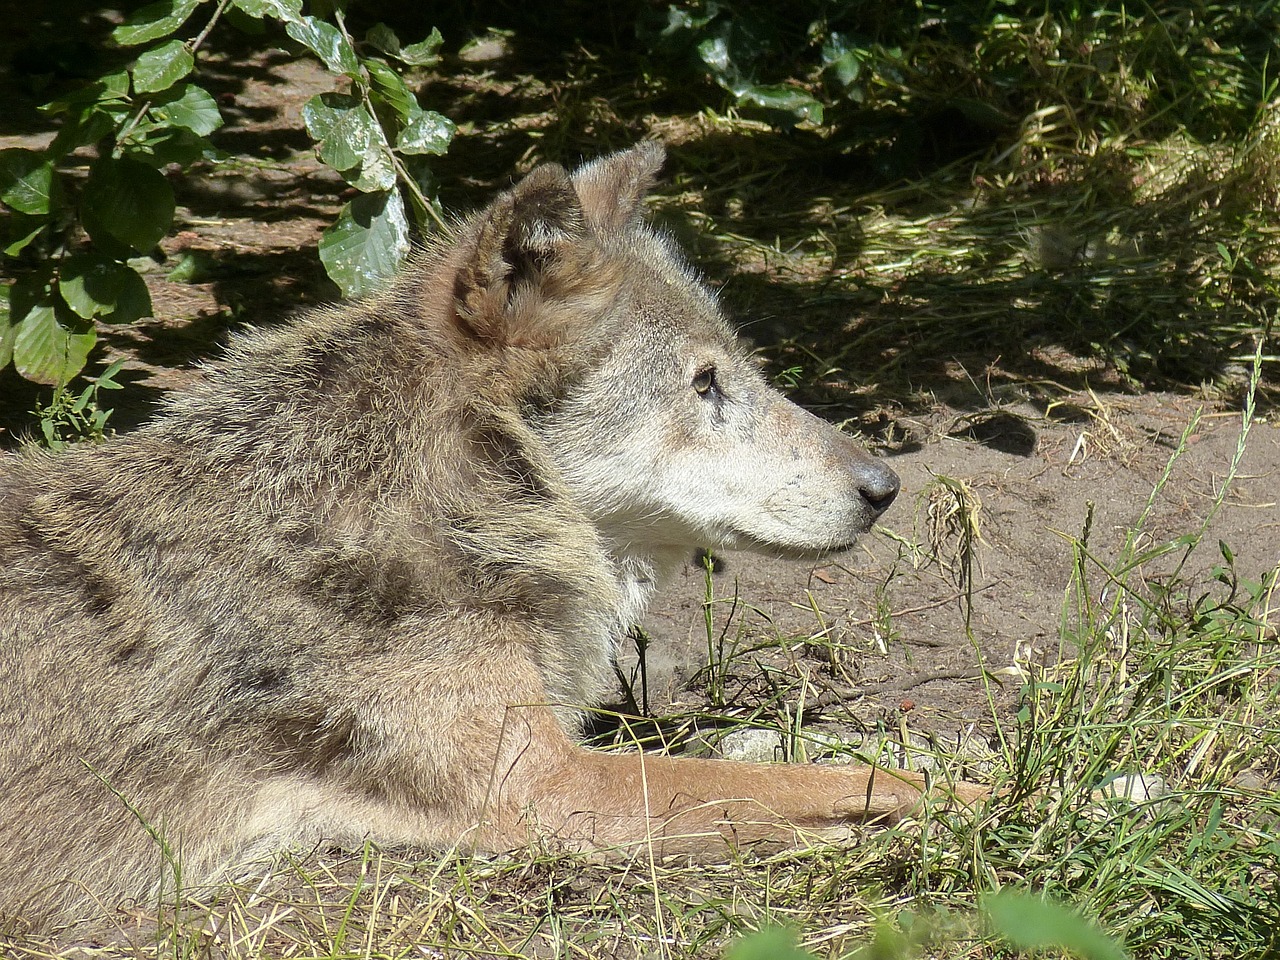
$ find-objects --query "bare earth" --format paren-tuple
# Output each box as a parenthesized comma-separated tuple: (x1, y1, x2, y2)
(640, 395, 1278, 742)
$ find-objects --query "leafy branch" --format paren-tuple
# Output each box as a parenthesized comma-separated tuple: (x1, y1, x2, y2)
(0, 0, 453, 425)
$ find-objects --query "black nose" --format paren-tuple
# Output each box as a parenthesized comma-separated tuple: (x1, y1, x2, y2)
(859, 463, 900, 517)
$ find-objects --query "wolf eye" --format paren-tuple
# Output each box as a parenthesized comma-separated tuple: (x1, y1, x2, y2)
(692, 366, 719, 397)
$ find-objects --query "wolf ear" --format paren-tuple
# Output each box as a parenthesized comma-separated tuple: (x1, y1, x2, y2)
(571, 141, 665, 233)
(453, 162, 588, 344)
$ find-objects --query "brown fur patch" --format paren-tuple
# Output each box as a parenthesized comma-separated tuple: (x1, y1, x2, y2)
(0, 144, 981, 934)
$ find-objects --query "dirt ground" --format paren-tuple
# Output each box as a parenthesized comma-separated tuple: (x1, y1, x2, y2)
(2, 42, 1277, 761)
(640, 395, 1279, 743)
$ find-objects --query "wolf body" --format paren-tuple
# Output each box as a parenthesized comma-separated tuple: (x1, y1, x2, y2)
(0, 144, 979, 929)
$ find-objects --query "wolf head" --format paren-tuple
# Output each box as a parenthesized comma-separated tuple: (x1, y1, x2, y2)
(449, 143, 899, 566)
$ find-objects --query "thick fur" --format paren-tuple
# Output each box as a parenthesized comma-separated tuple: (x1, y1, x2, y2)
(0, 144, 982, 930)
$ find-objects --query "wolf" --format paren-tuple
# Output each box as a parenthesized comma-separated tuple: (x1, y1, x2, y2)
(0, 143, 983, 930)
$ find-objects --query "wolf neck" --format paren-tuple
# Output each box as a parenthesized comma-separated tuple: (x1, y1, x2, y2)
(604, 541, 687, 641)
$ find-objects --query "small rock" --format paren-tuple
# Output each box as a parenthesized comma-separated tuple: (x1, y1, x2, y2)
(1231, 770, 1274, 792)
(1092, 772, 1168, 803)
(715, 728, 782, 763)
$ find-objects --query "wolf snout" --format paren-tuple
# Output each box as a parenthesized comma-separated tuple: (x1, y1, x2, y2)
(855, 460, 900, 518)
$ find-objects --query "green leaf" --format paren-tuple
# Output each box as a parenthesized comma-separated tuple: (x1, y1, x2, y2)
(58, 255, 153, 325)
(398, 155, 444, 229)
(41, 73, 130, 118)
(94, 358, 127, 390)
(738, 84, 824, 124)
(233, 0, 302, 18)
(47, 105, 122, 165)
(286, 16, 360, 75)
(104, 70, 138, 103)
(130, 127, 216, 167)
(821, 33, 863, 92)
(652, 5, 718, 42)
(113, 0, 203, 46)
(366, 23, 442, 66)
(399, 28, 444, 67)
(365, 23, 403, 58)
(397, 108, 454, 155)
(349, 138, 396, 192)
(81, 156, 175, 252)
(985, 891, 1128, 960)
(223, 4, 266, 34)
(166, 251, 211, 282)
(302, 93, 374, 171)
(697, 36, 740, 87)
(13, 298, 96, 387)
(319, 190, 409, 298)
(951, 97, 1013, 130)
(150, 83, 223, 135)
(365, 58, 416, 121)
(0, 285, 14, 369)
(58, 256, 116, 319)
(725, 929, 814, 960)
(0, 150, 55, 215)
(4, 218, 47, 257)
(133, 39, 194, 94)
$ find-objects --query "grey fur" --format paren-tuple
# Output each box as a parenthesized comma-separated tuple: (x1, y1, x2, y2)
(0, 144, 905, 930)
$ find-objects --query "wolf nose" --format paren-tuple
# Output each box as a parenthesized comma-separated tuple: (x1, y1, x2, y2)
(858, 464, 900, 517)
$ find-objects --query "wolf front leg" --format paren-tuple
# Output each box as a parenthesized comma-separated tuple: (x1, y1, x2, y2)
(479, 703, 988, 856)
(352, 636, 984, 856)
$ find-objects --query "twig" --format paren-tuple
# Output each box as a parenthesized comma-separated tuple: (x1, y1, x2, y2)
(808, 666, 1000, 710)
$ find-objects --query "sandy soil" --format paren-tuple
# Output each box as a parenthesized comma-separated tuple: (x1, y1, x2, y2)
(635, 395, 1278, 745)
